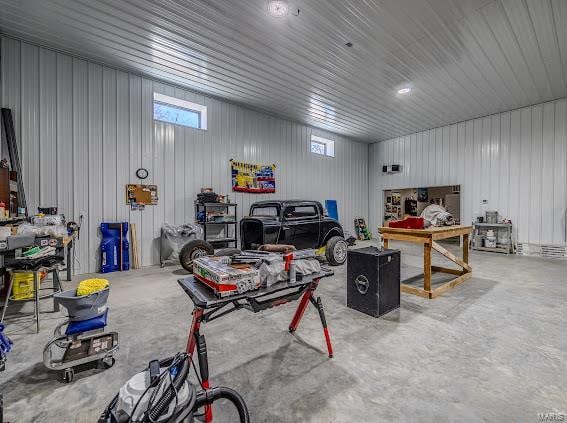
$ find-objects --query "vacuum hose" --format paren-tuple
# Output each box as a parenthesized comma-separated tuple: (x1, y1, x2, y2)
(98, 354, 249, 423)
(194, 386, 250, 423)
(147, 356, 191, 421)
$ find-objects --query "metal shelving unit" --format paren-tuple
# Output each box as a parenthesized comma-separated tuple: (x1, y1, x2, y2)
(195, 202, 238, 248)
(471, 222, 514, 254)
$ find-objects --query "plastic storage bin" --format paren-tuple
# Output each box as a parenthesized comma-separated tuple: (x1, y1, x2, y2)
(11, 273, 35, 300)
(11, 272, 46, 301)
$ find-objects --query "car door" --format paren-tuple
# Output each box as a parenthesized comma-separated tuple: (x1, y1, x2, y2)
(282, 204, 320, 249)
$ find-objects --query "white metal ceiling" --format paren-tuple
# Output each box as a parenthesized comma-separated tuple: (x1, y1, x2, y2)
(1, 0, 566, 142)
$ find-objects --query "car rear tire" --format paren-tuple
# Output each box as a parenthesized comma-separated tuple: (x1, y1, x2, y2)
(179, 240, 214, 272)
(325, 236, 348, 266)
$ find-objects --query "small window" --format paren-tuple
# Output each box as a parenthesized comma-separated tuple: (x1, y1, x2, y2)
(153, 93, 207, 130)
(310, 135, 335, 157)
(284, 205, 318, 219)
(251, 206, 280, 217)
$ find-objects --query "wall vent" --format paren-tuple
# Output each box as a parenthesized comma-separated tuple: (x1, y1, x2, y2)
(382, 164, 402, 174)
(516, 243, 567, 259)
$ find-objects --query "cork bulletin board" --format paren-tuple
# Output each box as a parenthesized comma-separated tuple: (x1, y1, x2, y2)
(126, 184, 158, 208)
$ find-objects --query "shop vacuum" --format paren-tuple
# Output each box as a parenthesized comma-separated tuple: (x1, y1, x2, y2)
(99, 353, 249, 423)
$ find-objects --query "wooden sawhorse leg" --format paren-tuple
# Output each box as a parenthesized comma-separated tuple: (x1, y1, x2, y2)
(424, 241, 432, 295)
(427, 238, 473, 299)
(463, 233, 470, 264)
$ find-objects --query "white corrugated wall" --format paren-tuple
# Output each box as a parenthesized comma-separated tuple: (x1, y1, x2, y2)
(369, 99, 567, 246)
(0, 37, 369, 274)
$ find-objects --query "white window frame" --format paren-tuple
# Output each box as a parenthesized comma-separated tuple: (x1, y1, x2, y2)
(311, 135, 335, 157)
(153, 92, 208, 130)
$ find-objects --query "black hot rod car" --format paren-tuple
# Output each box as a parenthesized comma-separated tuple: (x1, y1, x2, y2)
(179, 200, 348, 271)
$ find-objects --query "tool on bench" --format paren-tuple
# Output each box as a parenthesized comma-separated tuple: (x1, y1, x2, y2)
(19, 246, 56, 259)
(192, 248, 320, 297)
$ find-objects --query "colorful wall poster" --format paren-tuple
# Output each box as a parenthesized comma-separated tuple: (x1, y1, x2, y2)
(231, 160, 276, 193)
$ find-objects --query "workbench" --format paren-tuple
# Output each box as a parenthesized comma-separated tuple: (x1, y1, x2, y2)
(34, 234, 75, 281)
(379, 225, 473, 299)
(178, 268, 334, 422)
(1, 256, 64, 333)
(0, 234, 75, 332)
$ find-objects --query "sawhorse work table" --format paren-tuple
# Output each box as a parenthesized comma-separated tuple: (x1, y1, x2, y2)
(178, 269, 334, 422)
(379, 225, 473, 299)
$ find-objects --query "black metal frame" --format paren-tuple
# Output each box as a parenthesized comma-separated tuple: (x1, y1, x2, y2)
(1, 108, 26, 210)
(195, 202, 238, 248)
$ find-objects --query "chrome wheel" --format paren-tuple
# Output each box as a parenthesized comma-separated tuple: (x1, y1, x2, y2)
(191, 248, 208, 260)
(333, 240, 348, 264)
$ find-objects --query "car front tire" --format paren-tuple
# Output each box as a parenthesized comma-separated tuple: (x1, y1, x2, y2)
(325, 236, 348, 266)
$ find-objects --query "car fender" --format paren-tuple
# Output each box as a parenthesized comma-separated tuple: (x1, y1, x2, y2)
(321, 226, 344, 245)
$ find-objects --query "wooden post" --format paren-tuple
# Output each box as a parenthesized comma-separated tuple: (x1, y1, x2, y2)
(424, 240, 432, 293)
(463, 233, 469, 266)
(131, 223, 140, 270)
(383, 238, 389, 249)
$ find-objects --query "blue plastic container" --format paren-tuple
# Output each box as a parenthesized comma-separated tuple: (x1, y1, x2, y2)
(0, 323, 12, 364)
(325, 200, 339, 221)
(100, 222, 130, 273)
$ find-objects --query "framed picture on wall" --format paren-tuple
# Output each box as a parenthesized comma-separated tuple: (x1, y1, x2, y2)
(392, 193, 401, 205)
(417, 188, 428, 202)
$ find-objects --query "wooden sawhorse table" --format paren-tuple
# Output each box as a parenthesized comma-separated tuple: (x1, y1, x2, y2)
(379, 225, 473, 299)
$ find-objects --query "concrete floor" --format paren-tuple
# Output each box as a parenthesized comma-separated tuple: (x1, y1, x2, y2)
(2, 240, 566, 422)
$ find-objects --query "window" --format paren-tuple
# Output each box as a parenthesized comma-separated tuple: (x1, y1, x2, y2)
(284, 205, 318, 219)
(153, 92, 207, 130)
(310, 135, 335, 157)
(251, 205, 280, 217)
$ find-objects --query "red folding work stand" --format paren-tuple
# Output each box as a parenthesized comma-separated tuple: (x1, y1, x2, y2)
(178, 269, 334, 422)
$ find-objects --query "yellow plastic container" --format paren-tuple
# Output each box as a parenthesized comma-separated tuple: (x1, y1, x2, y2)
(11, 273, 35, 300)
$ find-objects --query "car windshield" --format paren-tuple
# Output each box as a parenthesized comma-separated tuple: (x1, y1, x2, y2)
(250, 205, 280, 217)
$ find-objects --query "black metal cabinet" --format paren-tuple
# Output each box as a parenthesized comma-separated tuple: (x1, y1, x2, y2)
(347, 247, 400, 317)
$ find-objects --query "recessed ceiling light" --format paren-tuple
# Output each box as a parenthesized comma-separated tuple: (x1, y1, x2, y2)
(397, 87, 412, 95)
(267, 0, 289, 17)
